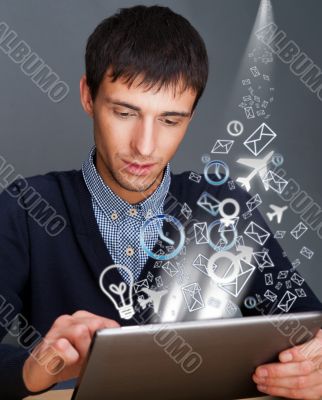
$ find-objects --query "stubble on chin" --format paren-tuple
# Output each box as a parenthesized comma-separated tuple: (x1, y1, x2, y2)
(111, 168, 158, 193)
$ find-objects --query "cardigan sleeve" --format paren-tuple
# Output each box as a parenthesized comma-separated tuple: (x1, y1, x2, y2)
(0, 180, 53, 399)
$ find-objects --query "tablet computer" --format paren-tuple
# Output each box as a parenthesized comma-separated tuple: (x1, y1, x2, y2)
(72, 311, 322, 400)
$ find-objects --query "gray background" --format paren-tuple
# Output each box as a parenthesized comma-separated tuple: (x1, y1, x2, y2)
(0, 0, 321, 298)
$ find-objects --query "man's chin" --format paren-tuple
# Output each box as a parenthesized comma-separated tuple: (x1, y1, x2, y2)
(117, 173, 157, 193)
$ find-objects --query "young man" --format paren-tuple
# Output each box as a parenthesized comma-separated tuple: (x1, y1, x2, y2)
(1, 5, 322, 399)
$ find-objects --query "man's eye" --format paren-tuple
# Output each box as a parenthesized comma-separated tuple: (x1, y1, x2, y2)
(162, 118, 179, 126)
(114, 110, 135, 118)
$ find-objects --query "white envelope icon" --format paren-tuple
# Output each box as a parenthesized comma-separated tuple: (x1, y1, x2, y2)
(189, 171, 202, 183)
(290, 272, 304, 286)
(211, 139, 234, 154)
(217, 259, 256, 298)
(245, 106, 255, 119)
(264, 289, 277, 302)
(219, 217, 239, 233)
(274, 231, 286, 239)
(246, 194, 262, 212)
(250, 66, 260, 77)
(290, 222, 308, 240)
(153, 261, 163, 268)
(244, 221, 270, 245)
(133, 279, 149, 293)
(193, 222, 209, 244)
(162, 261, 178, 277)
(292, 259, 301, 269)
(182, 283, 205, 312)
(277, 270, 289, 280)
(295, 288, 306, 298)
(277, 290, 297, 312)
(181, 202, 192, 220)
(262, 170, 288, 194)
(300, 246, 314, 259)
(253, 251, 274, 271)
(192, 253, 209, 276)
(285, 280, 292, 289)
(197, 192, 220, 217)
(243, 122, 276, 156)
(265, 273, 273, 285)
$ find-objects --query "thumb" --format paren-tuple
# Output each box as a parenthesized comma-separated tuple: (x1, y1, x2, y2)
(279, 331, 322, 363)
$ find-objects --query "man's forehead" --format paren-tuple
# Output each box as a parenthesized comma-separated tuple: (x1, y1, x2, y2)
(99, 70, 196, 109)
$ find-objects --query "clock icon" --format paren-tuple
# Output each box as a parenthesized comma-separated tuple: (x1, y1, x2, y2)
(140, 214, 185, 261)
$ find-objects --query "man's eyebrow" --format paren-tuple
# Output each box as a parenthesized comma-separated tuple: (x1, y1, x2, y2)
(105, 97, 191, 117)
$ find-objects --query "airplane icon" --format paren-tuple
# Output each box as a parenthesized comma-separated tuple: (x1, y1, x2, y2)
(138, 288, 168, 313)
(266, 204, 288, 224)
(236, 151, 274, 192)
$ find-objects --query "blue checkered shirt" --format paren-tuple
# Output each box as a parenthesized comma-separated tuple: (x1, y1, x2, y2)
(82, 146, 171, 283)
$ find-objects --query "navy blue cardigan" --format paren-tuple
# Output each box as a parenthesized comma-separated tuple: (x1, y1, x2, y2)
(0, 169, 321, 399)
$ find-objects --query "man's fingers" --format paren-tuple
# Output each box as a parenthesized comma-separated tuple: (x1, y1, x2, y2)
(23, 338, 77, 392)
(47, 317, 118, 345)
(253, 369, 322, 390)
(70, 317, 119, 336)
(52, 338, 80, 366)
(279, 331, 322, 363)
(47, 324, 92, 359)
(255, 360, 316, 379)
(255, 382, 322, 399)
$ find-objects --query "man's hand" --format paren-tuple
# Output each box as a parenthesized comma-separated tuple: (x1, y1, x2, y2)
(22, 310, 119, 393)
(253, 329, 322, 399)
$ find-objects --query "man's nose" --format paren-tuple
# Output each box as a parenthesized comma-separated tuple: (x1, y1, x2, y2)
(131, 117, 157, 157)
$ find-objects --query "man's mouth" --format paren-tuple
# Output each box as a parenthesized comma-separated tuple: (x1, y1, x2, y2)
(122, 160, 156, 176)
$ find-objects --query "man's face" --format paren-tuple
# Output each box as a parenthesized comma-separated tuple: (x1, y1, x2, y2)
(81, 70, 196, 194)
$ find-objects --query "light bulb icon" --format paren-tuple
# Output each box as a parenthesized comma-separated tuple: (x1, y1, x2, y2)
(99, 264, 135, 320)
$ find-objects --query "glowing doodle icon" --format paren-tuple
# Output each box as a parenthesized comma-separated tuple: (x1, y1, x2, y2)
(206, 251, 240, 284)
(182, 283, 205, 312)
(138, 288, 168, 313)
(272, 153, 284, 167)
(236, 151, 274, 192)
(244, 296, 257, 309)
(262, 170, 288, 194)
(216, 258, 256, 298)
(201, 154, 211, 163)
(266, 204, 288, 224)
(204, 160, 229, 186)
(99, 264, 135, 320)
(208, 219, 238, 252)
(197, 192, 220, 217)
(243, 123, 276, 156)
(206, 245, 253, 286)
(219, 198, 240, 225)
(211, 140, 234, 154)
(227, 120, 244, 137)
(277, 291, 297, 313)
(140, 214, 185, 260)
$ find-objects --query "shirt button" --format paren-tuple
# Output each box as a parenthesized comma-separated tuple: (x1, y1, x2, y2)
(145, 209, 153, 219)
(129, 208, 138, 217)
(125, 246, 135, 256)
(111, 212, 118, 221)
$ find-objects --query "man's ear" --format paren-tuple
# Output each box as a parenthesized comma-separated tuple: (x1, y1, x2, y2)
(80, 74, 94, 117)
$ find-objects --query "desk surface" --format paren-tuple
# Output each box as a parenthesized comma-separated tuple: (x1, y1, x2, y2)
(24, 389, 278, 400)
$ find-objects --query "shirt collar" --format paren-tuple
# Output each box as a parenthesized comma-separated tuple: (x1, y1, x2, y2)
(82, 146, 171, 221)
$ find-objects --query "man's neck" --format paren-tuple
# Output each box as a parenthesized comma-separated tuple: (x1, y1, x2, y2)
(95, 156, 164, 204)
